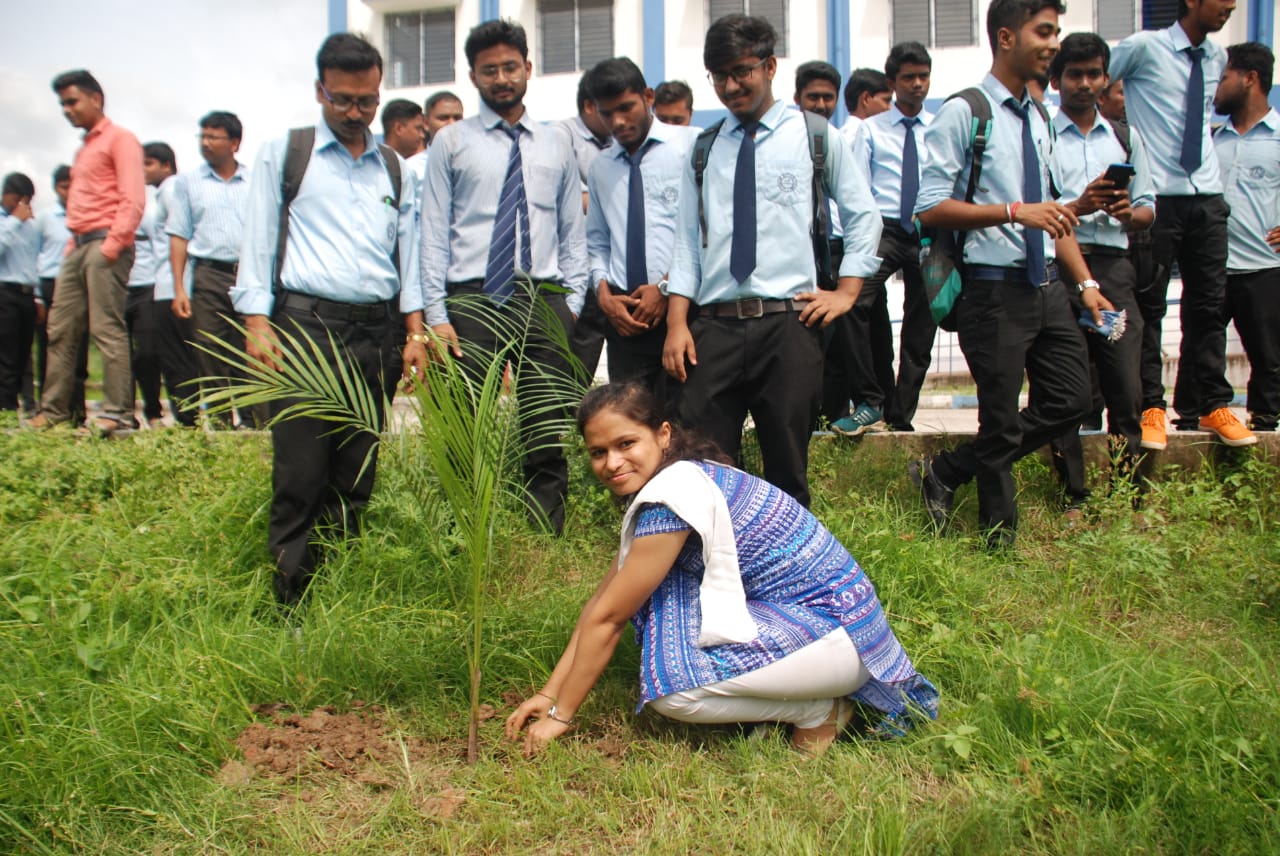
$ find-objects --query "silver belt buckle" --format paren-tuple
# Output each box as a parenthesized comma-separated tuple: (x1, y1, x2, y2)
(736, 297, 764, 319)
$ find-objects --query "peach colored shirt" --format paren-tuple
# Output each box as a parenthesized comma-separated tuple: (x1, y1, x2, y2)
(65, 116, 145, 260)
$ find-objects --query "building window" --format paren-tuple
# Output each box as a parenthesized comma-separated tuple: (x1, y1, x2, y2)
(539, 0, 614, 75)
(891, 0, 976, 50)
(386, 8, 456, 87)
(1142, 0, 1180, 29)
(707, 0, 788, 58)
(1096, 0, 1136, 40)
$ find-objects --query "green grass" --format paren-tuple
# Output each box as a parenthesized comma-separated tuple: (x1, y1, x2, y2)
(0, 428, 1277, 854)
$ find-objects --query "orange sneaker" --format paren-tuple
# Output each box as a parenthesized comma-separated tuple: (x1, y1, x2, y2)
(1198, 407, 1257, 447)
(1140, 407, 1167, 451)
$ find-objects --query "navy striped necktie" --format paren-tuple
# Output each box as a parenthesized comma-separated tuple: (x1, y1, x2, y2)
(483, 124, 533, 303)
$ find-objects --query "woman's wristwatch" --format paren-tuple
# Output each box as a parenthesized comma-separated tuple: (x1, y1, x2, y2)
(545, 705, 574, 726)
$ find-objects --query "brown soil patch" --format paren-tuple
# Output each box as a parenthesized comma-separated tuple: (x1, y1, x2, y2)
(231, 702, 429, 778)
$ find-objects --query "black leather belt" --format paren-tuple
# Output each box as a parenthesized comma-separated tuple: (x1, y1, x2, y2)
(699, 297, 801, 320)
(73, 228, 109, 247)
(277, 291, 394, 323)
(968, 263, 1059, 286)
(1, 281, 35, 295)
(192, 257, 239, 275)
(1077, 243, 1128, 258)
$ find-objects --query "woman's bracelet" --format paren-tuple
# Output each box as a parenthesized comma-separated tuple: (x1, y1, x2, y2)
(545, 705, 574, 726)
(534, 690, 557, 705)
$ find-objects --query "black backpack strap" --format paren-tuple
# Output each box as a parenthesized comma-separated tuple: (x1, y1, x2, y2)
(1104, 117, 1133, 160)
(276, 126, 315, 297)
(947, 88, 993, 261)
(692, 119, 725, 249)
(803, 109, 834, 286)
(376, 143, 404, 275)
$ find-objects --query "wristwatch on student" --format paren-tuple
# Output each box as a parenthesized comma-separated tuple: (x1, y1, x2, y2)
(657, 274, 670, 296)
(1077, 279, 1101, 293)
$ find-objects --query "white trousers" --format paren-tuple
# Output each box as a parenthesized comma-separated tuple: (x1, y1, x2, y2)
(648, 628, 871, 729)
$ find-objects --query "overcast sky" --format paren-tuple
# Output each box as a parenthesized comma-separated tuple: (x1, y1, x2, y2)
(2, 0, 328, 212)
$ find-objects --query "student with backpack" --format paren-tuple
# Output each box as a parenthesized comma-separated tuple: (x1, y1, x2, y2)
(909, 0, 1112, 550)
(662, 14, 882, 509)
(231, 33, 427, 606)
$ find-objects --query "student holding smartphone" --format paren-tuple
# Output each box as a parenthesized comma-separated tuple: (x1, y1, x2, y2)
(1047, 33, 1157, 517)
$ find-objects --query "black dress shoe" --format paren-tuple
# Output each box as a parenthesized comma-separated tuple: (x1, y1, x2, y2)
(908, 457, 954, 534)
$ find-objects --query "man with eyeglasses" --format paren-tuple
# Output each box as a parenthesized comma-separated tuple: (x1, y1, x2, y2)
(663, 14, 882, 508)
(421, 18, 587, 536)
(166, 110, 260, 427)
(232, 33, 428, 606)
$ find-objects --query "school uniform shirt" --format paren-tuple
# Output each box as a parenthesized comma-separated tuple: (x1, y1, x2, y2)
(232, 121, 422, 317)
(151, 176, 179, 300)
(916, 73, 1059, 268)
(557, 114, 611, 190)
(586, 118, 699, 290)
(852, 104, 934, 222)
(1110, 22, 1226, 195)
(419, 102, 589, 327)
(35, 204, 69, 280)
(0, 208, 39, 285)
(667, 100, 882, 305)
(1052, 109, 1157, 251)
(127, 185, 161, 287)
(1215, 108, 1280, 273)
(165, 161, 250, 263)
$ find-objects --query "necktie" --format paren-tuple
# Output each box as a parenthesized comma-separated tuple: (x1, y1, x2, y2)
(625, 141, 652, 290)
(1181, 47, 1206, 176)
(730, 121, 759, 283)
(899, 117, 920, 234)
(483, 125, 533, 303)
(1007, 99, 1046, 287)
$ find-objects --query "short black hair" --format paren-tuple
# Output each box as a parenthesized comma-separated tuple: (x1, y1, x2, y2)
(843, 68, 890, 113)
(795, 61, 841, 95)
(3, 173, 35, 198)
(424, 90, 462, 113)
(51, 69, 103, 97)
(381, 98, 423, 135)
(704, 14, 776, 72)
(885, 41, 932, 79)
(464, 18, 528, 69)
(1049, 32, 1110, 80)
(199, 110, 243, 141)
(576, 71, 594, 113)
(143, 142, 177, 172)
(1226, 41, 1275, 94)
(654, 80, 693, 110)
(987, 0, 1066, 57)
(315, 32, 382, 81)
(52, 164, 71, 186)
(585, 57, 648, 103)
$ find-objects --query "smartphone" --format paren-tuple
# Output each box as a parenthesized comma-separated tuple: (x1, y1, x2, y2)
(1102, 163, 1135, 190)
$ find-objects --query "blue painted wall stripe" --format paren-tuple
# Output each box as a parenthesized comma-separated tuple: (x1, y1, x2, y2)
(480, 0, 499, 22)
(642, 0, 666, 86)
(826, 0, 850, 126)
(327, 0, 346, 34)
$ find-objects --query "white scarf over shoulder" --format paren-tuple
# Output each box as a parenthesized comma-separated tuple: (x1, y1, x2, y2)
(617, 460, 758, 647)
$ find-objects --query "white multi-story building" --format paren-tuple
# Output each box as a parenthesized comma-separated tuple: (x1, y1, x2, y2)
(341, 1, 1273, 124)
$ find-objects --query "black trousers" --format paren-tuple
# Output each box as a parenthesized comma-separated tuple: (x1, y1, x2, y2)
(569, 287, 607, 390)
(931, 277, 1090, 539)
(125, 287, 200, 425)
(1140, 194, 1233, 422)
(191, 262, 267, 428)
(601, 284, 671, 413)
(0, 285, 36, 411)
(33, 277, 87, 422)
(845, 221, 936, 428)
(1049, 253, 1145, 501)
(1227, 267, 1280, 430)
(678, 310, 823, 508)
(447, 282, 577, 535)
(267, 304, 400, 605)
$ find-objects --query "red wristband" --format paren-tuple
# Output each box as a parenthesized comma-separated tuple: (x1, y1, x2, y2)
(1009, 202, 1022, 223)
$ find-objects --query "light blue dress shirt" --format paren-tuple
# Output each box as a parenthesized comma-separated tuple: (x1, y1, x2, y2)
(165, 161, 250, 262)
(916, 73, 1058, 267)
(151, 177, 178, 300)
(1051, 109, 1156, 250)
(127, 185, 160, 287)
(1215, 108, 1280, 272)
(232, 121, 422, 317)
(0, 208, 39, 285)
(558, 114, 611, 190)
(420, 102, 589, 326)
(35, 204, 69, 280)
(668, 100, 882, 304)
(853, 104, 934, 221)
(586, 119, 699, 290)
(1109, 23, 1225, 195)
